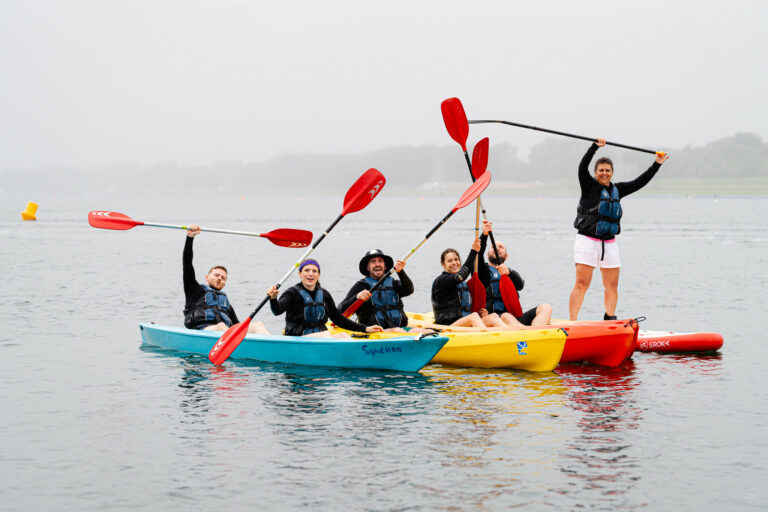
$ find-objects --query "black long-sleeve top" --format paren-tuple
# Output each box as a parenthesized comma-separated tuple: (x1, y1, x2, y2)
(269, 282, 367, 336)
(477, 233, 524, 291)
(183, 236, 238, 326)
(338, 270, 414, 327)
(431, 241, 483, 325)
(576, 143, 661, 237)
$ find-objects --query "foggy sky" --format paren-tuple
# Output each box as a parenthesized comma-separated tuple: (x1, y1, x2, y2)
(1, 0, 766, 170)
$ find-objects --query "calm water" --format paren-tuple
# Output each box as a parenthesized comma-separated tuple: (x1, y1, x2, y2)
(2, 191, 767, 511)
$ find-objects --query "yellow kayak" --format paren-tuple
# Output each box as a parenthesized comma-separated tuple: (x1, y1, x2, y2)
(329, 317, 566, 372)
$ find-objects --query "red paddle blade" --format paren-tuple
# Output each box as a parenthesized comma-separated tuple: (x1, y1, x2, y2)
(261, 229, 313, 248)
(453, 171, 491, 211)
(208, 319, 251, 365)
(468, 274, 487, 313)
(441, 97, 469, 151)
(499, 276, 524, 318)
(471, 137, 489, 179)
(342, 168, 386, 215)
(342, 298, 364, 318)
(88, 211, 142, 230)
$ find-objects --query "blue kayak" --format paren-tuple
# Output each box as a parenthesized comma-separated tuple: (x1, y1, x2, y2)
(139, 323, 449, 372)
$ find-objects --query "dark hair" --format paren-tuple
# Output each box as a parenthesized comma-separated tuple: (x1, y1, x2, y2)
(594, 157, 614, 172)
(440, 248, 460, 265)
(208, 265, 227, 275)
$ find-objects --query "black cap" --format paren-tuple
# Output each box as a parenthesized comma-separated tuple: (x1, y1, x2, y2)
(359, 249, 394, 276)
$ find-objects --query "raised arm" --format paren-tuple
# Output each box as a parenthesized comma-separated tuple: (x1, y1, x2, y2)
(183, 231, 199, 296)
(616, 152, 669, 197)
(578, 139, 604, 188)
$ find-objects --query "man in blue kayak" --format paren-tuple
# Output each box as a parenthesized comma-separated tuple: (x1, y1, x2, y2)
(183, 225, 269, 333)
(478, 223, 552, 327)
(338, 249, 414, 332)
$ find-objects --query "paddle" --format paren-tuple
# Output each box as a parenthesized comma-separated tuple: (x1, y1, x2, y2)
(467, 200, 486, 313)
(88, 211, 313, 248)
(467, 119, 666, 157)
(208, 168, 387, 365)
(442, 97, 522, 317)
(342, 171, 492, 318)
(467, 138, 487, 312)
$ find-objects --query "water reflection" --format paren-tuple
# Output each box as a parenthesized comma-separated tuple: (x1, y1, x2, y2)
(555, 361, 643, 504)
(416, 366, 568, 484)
(140, 343, 439, 419)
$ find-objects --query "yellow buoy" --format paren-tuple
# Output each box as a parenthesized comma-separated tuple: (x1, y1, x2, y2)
(21, 202, 38, 221)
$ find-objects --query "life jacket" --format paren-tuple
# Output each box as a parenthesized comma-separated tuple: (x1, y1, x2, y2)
(574, 184, 623, 240)
(432, 276, 473, 324)
(363, 276, 405, 328)
(184, 284, 233, 329)
(486, 266, 507, 315)
(296, 287, 325, 335)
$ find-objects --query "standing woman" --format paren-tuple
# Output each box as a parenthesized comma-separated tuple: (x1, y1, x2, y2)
(432, 231, 506, 328)
(569, 138, 669, 320)
(267, 259, 383, 338)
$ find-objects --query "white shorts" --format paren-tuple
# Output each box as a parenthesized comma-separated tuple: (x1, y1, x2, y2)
(574, 234, 621, 269)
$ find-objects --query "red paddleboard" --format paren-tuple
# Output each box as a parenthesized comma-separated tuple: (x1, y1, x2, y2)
(637, 330, 723, 353)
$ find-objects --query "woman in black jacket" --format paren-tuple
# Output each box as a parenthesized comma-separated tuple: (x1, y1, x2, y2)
(569, 138, 669, 320)
(431, 229, 505, 328)
(267, 259, 383, 338)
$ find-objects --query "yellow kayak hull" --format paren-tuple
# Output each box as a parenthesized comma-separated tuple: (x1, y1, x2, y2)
(329, 320, 566, 372)
(430, 328, 565, 371)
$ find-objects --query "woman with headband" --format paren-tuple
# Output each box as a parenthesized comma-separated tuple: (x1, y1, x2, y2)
(267, 259, 384, 338)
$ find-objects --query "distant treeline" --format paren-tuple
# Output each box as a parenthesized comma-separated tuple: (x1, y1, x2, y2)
(2, 132, 766, 195)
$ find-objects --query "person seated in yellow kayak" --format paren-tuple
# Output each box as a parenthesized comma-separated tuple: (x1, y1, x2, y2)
(478, 222, 552, 327)
(431, 223, 507, 328)
(183, 225, 269, 333)
(266, 259, 384, 338)
(338, 249, 414, 333)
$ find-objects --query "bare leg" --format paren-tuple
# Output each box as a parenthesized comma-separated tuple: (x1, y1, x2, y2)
(600, 267, 620, 317)
(481, 313, 507, 328)
(451, 313, 485, 328)
(569, 263, 594, 321)
(530, 304, 552, 326)
(500, 312, 524, 327)
(405, 327, 436, 334)
(247, 321, 270, 334)
(203, 322, 229, 332)
(302, 330, 342, 338)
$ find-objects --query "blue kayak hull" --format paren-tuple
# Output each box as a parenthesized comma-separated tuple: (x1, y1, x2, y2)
(139, 324, 448, 372)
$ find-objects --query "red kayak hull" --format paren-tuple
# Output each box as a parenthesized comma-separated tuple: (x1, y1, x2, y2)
(637, 330, 723, 353)
(557, 319, 639, 367)
(519, 319, 638, 367)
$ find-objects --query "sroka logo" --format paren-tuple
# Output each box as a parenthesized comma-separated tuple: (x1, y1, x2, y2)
(639, 339, 671, 349)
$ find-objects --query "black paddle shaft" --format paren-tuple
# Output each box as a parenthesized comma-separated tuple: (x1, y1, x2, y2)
(468, 120, 658, 155)
(462, 151, 503, 262)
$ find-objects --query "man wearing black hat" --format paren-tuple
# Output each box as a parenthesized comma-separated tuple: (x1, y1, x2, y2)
(338, 249, 413, 331)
